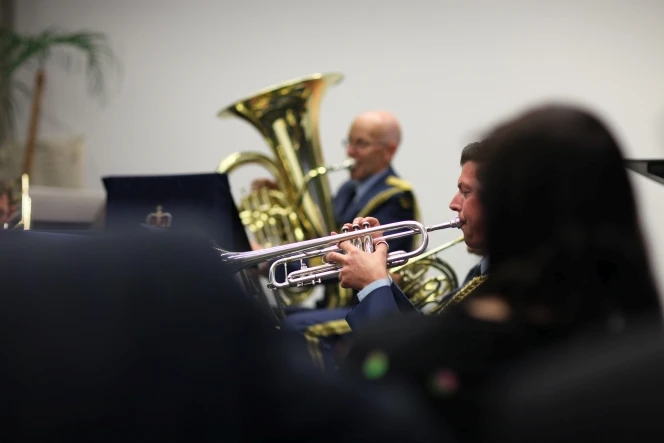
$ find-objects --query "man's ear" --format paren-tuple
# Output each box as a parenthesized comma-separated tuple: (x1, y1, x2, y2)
(385, 141, 398, 159)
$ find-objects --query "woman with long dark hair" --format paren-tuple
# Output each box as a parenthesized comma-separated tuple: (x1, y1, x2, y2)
(343, 104, 662, 441)
(479, 104, 660, 331)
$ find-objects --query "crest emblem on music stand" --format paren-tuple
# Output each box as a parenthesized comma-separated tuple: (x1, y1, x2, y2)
(145, 205, 172, 228)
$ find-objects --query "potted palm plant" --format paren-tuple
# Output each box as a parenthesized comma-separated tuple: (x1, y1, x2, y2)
(0, 27, 116, 176)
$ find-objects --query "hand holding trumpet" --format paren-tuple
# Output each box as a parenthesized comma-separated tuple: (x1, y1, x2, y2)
(325, 217, 391, 290)
(250, 216, 460, 291)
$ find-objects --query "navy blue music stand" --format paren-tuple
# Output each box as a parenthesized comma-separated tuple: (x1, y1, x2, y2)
(102, 172, 251, 253)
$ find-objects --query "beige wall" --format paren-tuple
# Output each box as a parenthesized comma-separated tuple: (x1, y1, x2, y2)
(12, 0, 664, 295)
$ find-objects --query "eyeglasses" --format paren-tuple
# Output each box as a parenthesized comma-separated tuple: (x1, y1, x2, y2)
(341, 139, 385, 150)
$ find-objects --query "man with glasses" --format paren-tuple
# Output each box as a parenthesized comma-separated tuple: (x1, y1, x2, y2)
(252, 109, 416, 249)
(333, 110, 416, 250)
(252, 109, 418, 280)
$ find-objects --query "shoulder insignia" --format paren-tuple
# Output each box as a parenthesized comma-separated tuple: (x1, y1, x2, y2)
(357, 176, 420, 222)
(356, 187, 404, 218)
(386, 175, 413, 192)
(431, 275, 488, 315)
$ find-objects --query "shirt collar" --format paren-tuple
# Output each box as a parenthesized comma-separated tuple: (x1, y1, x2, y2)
(351, 166, 391, 204)
(479, 256, 489, 276)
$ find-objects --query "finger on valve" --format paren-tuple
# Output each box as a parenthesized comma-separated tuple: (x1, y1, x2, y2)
(325, 251, 345, 266)
(354, 216, 381, 228)
(337, 240, 359, 254)
(323, 232, 338, 263)
(356, 217, 384, 241)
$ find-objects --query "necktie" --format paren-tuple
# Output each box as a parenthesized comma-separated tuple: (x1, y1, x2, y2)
(347, 184, 358, 205)
(339, 185, 358, 224)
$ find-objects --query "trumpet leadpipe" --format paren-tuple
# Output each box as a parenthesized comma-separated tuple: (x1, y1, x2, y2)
(374, 217, 462, 244)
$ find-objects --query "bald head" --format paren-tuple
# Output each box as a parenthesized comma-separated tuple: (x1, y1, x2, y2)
(352, 110, 402, 147)
(346, 110, 402, 181)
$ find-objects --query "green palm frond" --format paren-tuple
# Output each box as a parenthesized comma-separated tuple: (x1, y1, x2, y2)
(1, 27, 117, 96)
(0, 26, 118, 144)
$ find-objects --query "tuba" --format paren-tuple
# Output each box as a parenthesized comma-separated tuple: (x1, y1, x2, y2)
(216, 73, 352, 307)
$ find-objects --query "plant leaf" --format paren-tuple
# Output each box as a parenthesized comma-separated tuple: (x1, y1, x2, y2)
(0, 26, 119, 141)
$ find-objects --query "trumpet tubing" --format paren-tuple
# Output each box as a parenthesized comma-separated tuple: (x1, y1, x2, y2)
(217, 217, 462, 291)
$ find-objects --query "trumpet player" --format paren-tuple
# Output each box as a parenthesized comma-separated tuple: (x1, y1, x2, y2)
(285, 142, 490, 370)
(331, 141, 490, 331)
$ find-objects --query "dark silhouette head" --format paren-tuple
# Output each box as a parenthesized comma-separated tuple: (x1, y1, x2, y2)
(479, 104, 661, 330)
(0, 231, 447, 441)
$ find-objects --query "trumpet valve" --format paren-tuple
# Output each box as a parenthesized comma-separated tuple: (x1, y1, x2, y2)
(362, 221, 374, 253)
(352, 224, 363, 249)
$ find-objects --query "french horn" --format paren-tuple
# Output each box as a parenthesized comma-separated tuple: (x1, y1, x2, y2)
(392, 235, 464, 310)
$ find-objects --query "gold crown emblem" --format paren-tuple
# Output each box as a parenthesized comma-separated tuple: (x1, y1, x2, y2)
(145, 205, 172, 228)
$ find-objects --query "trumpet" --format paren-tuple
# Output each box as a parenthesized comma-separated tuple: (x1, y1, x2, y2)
(218, 217, 462, 291)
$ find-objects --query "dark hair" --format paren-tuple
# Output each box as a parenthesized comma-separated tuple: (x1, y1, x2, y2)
(460, 141, 489, 166)
(479, 104, 660, 331)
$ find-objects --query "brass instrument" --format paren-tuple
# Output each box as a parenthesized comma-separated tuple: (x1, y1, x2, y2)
(217, 217, 462, 291)
(392, 235, 465, 310)
(1, 173, 31, 230)
(216, 72, 352, 307)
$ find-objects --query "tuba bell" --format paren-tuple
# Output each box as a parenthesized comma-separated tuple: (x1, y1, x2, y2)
(216, 73, 353, 308)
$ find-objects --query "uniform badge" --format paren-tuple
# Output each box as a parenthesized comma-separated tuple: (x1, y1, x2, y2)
(145, 205, 172, 228)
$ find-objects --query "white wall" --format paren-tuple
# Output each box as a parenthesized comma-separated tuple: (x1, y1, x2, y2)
(13, 0, 664, 290)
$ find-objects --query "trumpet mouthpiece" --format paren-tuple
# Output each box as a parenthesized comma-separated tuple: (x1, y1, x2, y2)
(427, 217, 463, 233)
